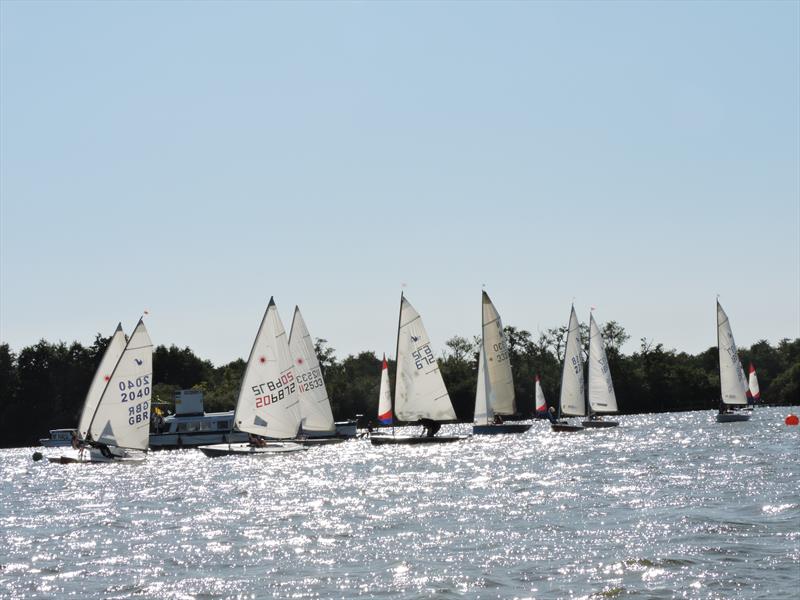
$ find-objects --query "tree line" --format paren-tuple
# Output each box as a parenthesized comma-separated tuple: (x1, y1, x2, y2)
(1, 320, 798, 447)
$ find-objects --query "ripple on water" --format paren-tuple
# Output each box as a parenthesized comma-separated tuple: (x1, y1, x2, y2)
(0, 408, 798, 599)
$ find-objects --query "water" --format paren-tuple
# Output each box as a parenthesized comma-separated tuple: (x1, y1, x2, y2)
(1, 408, 798, 599)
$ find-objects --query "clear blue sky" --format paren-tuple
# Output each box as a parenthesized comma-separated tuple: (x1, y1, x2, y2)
(1, 1, 798, 367)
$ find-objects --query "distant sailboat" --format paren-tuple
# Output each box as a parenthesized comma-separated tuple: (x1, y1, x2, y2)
(472, 291, 531, 434)
(50, 320, 153, 464)
(377, 354, 393, 425)
(716, 301, 751, 423)
(288, 307, 344, 445)
(551, 306, 585, 432)
(748, 362, 761, 405)
(583, 312, 619, 428)
(534, 375, 548, 418)
(199, 298, 307, 456)
(371, 294, 466, 445)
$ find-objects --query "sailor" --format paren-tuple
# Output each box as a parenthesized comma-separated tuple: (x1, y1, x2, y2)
(546, 406, 558, 424)
(419, 418, 440, 437)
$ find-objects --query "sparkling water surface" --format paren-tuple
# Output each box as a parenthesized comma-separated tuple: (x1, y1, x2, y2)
(1, 408, 798, 599)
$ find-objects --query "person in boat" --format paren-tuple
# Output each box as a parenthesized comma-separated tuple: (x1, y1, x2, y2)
(546, 406, 558, 424)
(419, 418, 440, 438)
(70, 431, 82, 450)
(248, 433, 266, 447)
(492, 414, 504, 425)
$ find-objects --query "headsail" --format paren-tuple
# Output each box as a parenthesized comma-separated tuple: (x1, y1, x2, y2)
(77, 324, 127, 441)
(377, 355, 393, 425)
(534, 375, 547, 414)
(717, 302, 748, 406)
(481, 291, 515, 415)
(748, 362, 761, 404)
(587, 313, 618, 413)
(473, 347, 494, 426)
(88, 319, 153, 450)
(234, 298, 302, 439)
(288, 307, 335, 434)
(394, 295, 457, 422)
(558, 306, 586, 417)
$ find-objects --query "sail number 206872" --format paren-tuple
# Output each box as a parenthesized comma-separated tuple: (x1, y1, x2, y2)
(253, 372, 296, 408)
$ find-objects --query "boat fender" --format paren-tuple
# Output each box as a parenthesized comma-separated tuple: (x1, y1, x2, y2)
(786, 414, 799, 426)
(32, 452, 43, 462)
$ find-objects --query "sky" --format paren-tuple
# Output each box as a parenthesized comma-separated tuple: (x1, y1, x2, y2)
(1, 1, 798, 367)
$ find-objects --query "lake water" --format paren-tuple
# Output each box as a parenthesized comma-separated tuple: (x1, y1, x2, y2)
(1, 407, 798, 599)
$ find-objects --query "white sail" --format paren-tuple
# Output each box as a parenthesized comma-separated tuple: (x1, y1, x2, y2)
(234, 298, 303, 439)
(77, 324, 127, 440)
(473, 347, 494, 425)
(717, 302, 748, 406)
(587, 313, 618, 413)
(534, 375, 547, 413)
(377, 355, 393, 424)
(559, 306, 586, 417)
(394, 295, 457, 422)
(88, 319, 153, 450)
(481, 291, 515, 415)
(288, 307, 335, 434)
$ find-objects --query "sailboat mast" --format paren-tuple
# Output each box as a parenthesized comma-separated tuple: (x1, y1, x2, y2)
(392, 291, 404, 435)
(586, 313, 592, 420)
(716, 300, 723, 408)
(556, 305, 571, 421)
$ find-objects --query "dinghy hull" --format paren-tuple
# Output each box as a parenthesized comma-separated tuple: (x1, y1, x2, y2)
(295, 437, 346, 446)
(582, 420, 619, 428)
(370, 435, 466, 446)
(716, 413, 751, 423)
(198, 442, 307, 457)
(550, 423, 584, 433)
(47, 449, 147, 464)
(472, 423, 532, 435)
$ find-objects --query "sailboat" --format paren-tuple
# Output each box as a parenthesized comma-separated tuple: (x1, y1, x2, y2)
(473, 291, 531, 434)
(199, 298, 308, 456)
(716, 301, 752, 423)
(371, 294, 467, 445)
(534, 375, 548, 418)
(288, 307, 344, 445)
(369, 354, 394, 439)
(748, 362, 761, 405)
(551, 305, 585, 432)
(583, 312, 619, 428)
(49, 319, 153, 464)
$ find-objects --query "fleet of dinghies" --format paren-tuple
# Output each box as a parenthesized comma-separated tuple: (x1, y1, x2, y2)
(43, 296, 760, 464)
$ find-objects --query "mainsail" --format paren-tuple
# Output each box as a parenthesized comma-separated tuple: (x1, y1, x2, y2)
(717, 301, 748, 406)
(288, 307, 335, 434)
(394, 294, 457, 422)
(77, 323, 127, 440)
(234, 298, 303, 439)
(377, 355, 393, 425)
(534, 375, 547, 414)
(473, 347, 494, 426)
(558, 306, 586, 417)
(587, 313, 618, 414)
(481, 291, 515, 415)
(88, 319, 153, 450)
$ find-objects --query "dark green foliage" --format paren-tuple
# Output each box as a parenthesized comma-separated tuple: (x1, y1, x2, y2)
(0, 323, 798, 448)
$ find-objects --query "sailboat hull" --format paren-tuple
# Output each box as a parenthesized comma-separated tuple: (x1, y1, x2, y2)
(716, 413, 751, 423)
(47, 448, 147, 464)
(198, 442, 307, 457)
(582, 420, 619, 428)
(472, 423, 532, 435)
(550, 422, 585, 433)
(370, 435, 467, 446)
(295, 437, 346, 446)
